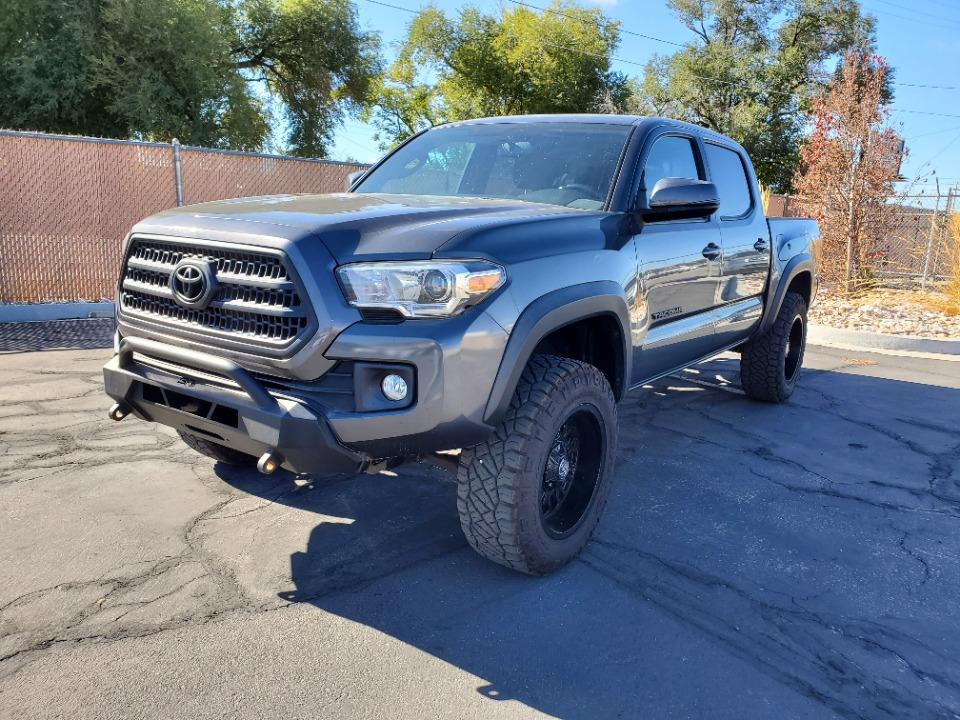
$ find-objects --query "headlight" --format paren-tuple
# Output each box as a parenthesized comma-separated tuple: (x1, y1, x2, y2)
(337, 260, 505, 318)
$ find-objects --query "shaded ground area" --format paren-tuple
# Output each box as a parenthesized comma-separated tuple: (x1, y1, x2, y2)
(0, 319, 114, 353)
(1, 345, 958, 719)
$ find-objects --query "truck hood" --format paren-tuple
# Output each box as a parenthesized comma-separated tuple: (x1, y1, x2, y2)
(133, 192, 594, 264)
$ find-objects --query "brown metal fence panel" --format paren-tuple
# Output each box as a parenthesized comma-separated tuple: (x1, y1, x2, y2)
(181, 148, 363, 204)
(0, 133, 175, 303)
(0, 131, 366, 303)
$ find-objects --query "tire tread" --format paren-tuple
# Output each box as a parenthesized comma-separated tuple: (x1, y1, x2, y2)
(740, 291, 807, 403)
(457, 354, 616, 575)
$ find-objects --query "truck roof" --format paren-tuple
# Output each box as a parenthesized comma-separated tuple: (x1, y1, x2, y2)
(445, 113, 645, 126)
(441, 114, 742, 149)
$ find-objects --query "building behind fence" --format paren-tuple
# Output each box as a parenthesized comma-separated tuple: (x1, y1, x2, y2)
(0, 130, 366, 303)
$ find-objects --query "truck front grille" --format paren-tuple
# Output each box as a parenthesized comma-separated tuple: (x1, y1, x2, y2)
(119, 237, 312, 351)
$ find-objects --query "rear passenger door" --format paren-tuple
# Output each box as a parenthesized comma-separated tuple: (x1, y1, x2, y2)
(704, 142, 771, 301)
(703, 142, 771, 344)
(631, 133, 725, 384)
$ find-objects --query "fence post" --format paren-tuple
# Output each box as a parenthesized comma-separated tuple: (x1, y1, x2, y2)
(921, 190, 942, 291)
(172, 138, 184, 207)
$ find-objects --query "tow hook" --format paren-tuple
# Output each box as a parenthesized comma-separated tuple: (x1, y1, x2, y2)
(108, 403, 131, 422)
(257, 450, 283, 475)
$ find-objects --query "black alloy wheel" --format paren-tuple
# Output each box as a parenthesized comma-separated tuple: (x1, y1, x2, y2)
(540, 406, 604, 538)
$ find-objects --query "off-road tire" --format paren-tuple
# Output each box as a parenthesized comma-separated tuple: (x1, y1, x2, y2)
(178, 431, 254, 466)
(456, 354, 617, 575)
(740, 291, 807, 403)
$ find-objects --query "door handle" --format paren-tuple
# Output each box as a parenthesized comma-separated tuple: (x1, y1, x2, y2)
(754, 238, 769, 252)
(702, 243, 721, 260)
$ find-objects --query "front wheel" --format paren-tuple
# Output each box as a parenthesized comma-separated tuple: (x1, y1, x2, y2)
(456, 354, 617, 575)
(740, 291, 808, 403)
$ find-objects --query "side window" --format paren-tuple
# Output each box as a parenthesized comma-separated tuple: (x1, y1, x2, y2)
(705, 143, 753, 218)
(642, 135, 702, 205)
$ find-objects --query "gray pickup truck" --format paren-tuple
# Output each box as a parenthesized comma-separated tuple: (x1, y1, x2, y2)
(104, 115, 820, 574)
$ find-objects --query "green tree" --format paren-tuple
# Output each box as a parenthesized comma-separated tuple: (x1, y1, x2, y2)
(638, 0, 877, 192)
(0, 0, 380, 156)
(364, 1, 630, 149)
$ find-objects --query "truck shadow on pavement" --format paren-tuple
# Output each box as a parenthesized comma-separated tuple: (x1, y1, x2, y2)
(217, 354, 960, 719)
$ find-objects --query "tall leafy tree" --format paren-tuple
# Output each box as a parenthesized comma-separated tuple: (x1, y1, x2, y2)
(638, 0, 878, 191)
(365, 1, 630, 149)
(0, 0, 380, 156)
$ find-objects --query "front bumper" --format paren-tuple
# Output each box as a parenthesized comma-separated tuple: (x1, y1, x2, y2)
(104, 337, 365, 475)
(105, 306, 511, 475)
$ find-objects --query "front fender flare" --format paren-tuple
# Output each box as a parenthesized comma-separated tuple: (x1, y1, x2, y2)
(483, 281, 631, 425)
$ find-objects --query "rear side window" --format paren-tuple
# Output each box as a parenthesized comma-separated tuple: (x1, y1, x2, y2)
(642, 136, 702, 205)
(705, 143, 753, 218)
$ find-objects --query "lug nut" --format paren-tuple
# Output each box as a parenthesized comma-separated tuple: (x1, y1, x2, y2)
(381, 374, 408, 401)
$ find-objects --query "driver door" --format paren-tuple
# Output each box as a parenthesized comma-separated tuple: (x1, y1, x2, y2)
(630, 133, 725, 384)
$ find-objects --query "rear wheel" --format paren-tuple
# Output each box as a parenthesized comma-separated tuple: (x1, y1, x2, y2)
(456, 354, 617, 575)
(740, 291, 807, 403)
(177, 431, 254, 466)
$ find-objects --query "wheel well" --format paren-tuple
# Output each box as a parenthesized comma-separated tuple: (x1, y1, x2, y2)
(786, 271, 812, 306)
(531, 314, 625, 400)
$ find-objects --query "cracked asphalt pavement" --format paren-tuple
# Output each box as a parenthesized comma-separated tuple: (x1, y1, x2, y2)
(1, 343, 959, 719)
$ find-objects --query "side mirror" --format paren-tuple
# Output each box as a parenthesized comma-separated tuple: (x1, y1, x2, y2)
(346, 170, 366, 191)
(641, 178, 719, 221)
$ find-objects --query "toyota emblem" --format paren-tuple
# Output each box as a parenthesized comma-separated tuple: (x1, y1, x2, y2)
(169, 260, 217, 309)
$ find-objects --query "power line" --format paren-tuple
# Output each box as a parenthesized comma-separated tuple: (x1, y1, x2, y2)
(917, 0, 960, 12)
(359, 0, 423, 14)
(505, 0, 685, 47)
(892, 109, 960, 120)
(895, 82, 960, 91)
(904, 125, 960, 141)
(506, 0, 960, 91)
(864, 0, 960, 29)
(356, 0, 960, 112)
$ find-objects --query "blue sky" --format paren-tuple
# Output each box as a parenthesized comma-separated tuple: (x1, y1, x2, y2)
(331, 0, 960, 204)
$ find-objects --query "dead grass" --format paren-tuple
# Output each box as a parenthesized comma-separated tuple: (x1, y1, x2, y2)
(933, 214, 960, 316)
(818, 285, 957, 316)
(921, 292, 960, 317)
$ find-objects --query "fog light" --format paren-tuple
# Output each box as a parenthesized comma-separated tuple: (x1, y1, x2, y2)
(381, 374, 408, 401)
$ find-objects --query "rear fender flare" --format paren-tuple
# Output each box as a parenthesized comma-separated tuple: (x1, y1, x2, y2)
(758, 253, 815, 335)
(483, 281, 631, 425)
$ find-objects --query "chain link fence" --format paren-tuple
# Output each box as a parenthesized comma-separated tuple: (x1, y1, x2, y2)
(0, 130, 367, 303)
(767, 191, 956, 289)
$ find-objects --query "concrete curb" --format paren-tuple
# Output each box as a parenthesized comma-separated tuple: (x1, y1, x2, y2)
(0, 302, 115, 323)
(808, 323, 960, 356)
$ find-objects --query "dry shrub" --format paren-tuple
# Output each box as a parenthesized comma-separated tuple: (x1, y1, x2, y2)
(934, 214, 960, 315)
(758, 182, 772, 216)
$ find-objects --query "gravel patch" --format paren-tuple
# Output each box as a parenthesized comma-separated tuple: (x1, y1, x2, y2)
(810, 292, 960, 338)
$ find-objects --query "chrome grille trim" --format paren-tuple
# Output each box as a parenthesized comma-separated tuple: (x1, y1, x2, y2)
(118, 235, 314, 352)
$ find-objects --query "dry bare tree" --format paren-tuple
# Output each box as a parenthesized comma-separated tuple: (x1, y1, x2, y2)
(794, 51, 903, 294)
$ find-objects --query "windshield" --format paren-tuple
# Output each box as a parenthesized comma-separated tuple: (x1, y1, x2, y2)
(355, 122, 633, 210)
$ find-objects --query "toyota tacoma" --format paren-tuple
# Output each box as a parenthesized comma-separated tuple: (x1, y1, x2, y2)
(104, 115, 820, 574)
